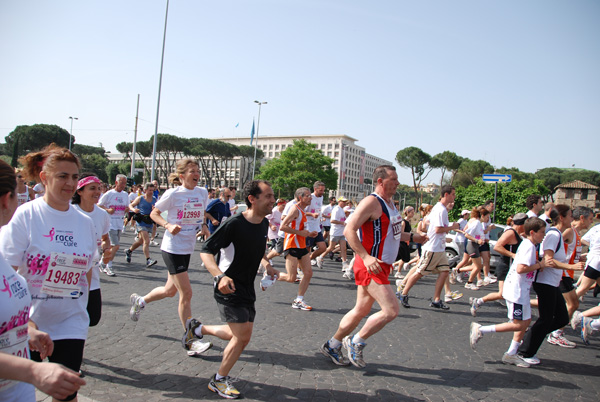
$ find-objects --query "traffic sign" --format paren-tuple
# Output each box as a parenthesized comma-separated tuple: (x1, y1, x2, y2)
(482, 174, 512, 183)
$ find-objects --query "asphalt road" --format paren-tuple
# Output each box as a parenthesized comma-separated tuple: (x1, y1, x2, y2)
(37, 229, 599, 401)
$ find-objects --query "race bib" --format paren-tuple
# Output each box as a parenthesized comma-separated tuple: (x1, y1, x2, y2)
(41, 252, 88, 297)
(391, 214, 403, 240)
(181, 202, 205, 225)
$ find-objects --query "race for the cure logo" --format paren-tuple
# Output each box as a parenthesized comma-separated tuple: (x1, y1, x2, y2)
(1, 275, 28, 300)
(43, 228, 56, 241)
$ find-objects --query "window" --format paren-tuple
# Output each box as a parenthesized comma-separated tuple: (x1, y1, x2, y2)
(321, 144, 325, 149)
(275, 144, 279, 150)
(269, 144, 273, 150)
(335, 143, 340, 149)
(328, 144, 333, 149)
(327, 151, 332, 157)
(335, 152, 339, 157)
(269, 152, 273, 157)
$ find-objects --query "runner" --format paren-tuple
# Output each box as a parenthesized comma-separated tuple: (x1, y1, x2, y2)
(320, 165, 424, 368)
(0, 145, 97, 402)
(71, 174, 111, 327)
(306, 181, 327, 267)
(469, 217, 547, 368)
(189, 180, 278, 399)
(278, 187, 318, 310)
(397, 186, 459, 310)
(128, 159, 212, 356)
(321, 196, 336, 244)
(318, 197, 350, 270)
(470, 213, 527, 316)
(14, 168, 35, 207)
(97, 174, 129, 276)
(0, 159, 87, 402)
(125, 182, 158, 268)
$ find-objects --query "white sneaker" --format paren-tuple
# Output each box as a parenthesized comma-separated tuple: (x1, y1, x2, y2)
(469, 322, 483, 350)
(342, 271, 354, 280)
(476, 279, 484, 287)
(311, 259, 317, 266)
(150, 240, 159, 246)
(570, 310, 583, 330)
(486, 275, 497, 284)
(502, 353, 530, 368)
(316, 256, 323, 269)
(187, 339, 213, 356)
(341, 261, 349, 272)
(104, 266, 116, 277)
(520, 355, 541, 365)
(465, 283, 479, 290)
(260, 274, 278, 291)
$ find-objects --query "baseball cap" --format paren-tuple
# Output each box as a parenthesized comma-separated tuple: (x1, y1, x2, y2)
(461, 209, 470, 216)
(338, 196, 348, 202)
(512, 213, 528, 226)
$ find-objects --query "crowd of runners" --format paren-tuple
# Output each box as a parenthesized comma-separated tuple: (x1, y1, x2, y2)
(1, 145, 599, 401)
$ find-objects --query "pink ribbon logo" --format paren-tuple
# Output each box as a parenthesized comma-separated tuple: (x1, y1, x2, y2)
(1, 276, 11, 298)
(43, 228, 55, 241)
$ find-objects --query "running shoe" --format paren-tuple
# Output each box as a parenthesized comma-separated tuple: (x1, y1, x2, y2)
(451, 290, 463, 300)
(316, 256, 324, 269)
(502, 353, 530, 368)
(397, 293, 410, 308)
(129, 293, 144, 322)
(570, 310, 583, 330)
(394, 270, 404, 279)
(465, 283, 479, 290)
(343, 336, 366, 368)
(187, 339, 213, 356)
(342, 271, 353, 280)
(547, 332, 576, 348)
(519, 355, 541, 365)
(146, 258, 158, 268)
(182, 318, 203, 350)
(150, 240, 159, 246)
(486, 275, 498, 284)
(104, 266, 116, 277)
(581, 317, 594, 345)
(320, 341, 350, 366)
(125, 249, 132, 263)
(311, 259, 317, 266)
(292, 299, 313, 311)
(444, 294, 453, 303)
(208, 374, 240, 399)
(455, 270, 464, 283)
(396, 281, 405, 293)
(260, 274, 277, 291)
(341, 261, 349, 272)
(469, 322, 482, 350)
(476, 279, 484, 287)
(449, 270, 457, 284)
(430, 299, 450, 310)
(469, 297, 480, 317)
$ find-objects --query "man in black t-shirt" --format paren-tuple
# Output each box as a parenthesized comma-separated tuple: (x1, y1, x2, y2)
(186, 180, 278, 400)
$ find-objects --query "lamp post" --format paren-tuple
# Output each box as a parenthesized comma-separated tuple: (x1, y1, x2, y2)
(252, 100, 267, 180)
(68, 116, 78, 151)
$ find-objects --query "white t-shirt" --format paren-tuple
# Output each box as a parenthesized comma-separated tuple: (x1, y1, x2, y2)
(73, 204, 110, 291)
(155, 186, 208, 255)
(277, 200, 297, 238)
(502, 238, 538, 305)
(535, 228, 567, 287)
(305, 194, 323, 232)
(526, 210, 538, 218)
(455, 218, 468, 243)
(0, 255, 35, 399)
(539, 213, 552, 233)
(423, 202, 449, 253)
(330, 205, 346, 237)
(98, 189, 129, 231)
(228, 198, 236, 212)
(483, 221, 491, 240)
(33, 183, 45, 199)
(464, 219, 484, 240)
(582, 225, 600, 272)
(0, 198, 97, 341)
(266, 207, 283, 240)
(321, 204, 333, 227)
(128, 191, 138, 204)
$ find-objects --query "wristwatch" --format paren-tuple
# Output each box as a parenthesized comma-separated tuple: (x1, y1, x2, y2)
(213, 273, 225, 285)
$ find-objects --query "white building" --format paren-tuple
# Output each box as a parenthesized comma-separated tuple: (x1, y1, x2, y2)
(216, 134, 393, 202)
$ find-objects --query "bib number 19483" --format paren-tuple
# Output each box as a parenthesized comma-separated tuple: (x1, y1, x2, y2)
(41, 252, 88, 297)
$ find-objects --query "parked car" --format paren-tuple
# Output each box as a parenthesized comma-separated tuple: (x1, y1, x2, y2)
(445, 224, 507, 269)
(233, 202, 247, 214)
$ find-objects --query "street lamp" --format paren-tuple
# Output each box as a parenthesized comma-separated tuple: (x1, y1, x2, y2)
(252, 100, 267, 179)
(68, 116, 78, 151)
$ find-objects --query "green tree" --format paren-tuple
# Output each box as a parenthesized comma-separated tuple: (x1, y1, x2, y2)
(495, 167, 535, 183)
(451, 178, 549, 224)
(453, 158, 495, 187)
(257, 139, 337, 199)
(395, 146, 434, 207)
(432, 150, 464, 187)
(5, 124, 73, 165)
(79, 154, 109, 182)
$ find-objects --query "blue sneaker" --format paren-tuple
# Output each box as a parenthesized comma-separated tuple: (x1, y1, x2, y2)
(320, 341, 350, 366)
(125, 249, 132, 263)
(396, 293, 410, 308)
(343, 336, 366, 368)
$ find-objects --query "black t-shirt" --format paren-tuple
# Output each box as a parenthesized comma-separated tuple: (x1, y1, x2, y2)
(201, 213, 268, 306)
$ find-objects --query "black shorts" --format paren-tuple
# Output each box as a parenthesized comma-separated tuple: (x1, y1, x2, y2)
(162, 251, 191, 275)
(467, 241, 480, 258)
(495, 262, 510, 282)
(87, 288, 102, 327)
(217, 302, 256, 323)
(583, 266, 600, 280)
(283, 247, 309, 260)
(31, 338, 85, 401)
(559, 276, 576, 293)
(127, 211, 135, 220)
(479, 242, 490, 253)
(268, 239, 278, 250)
(323, 225, 331, 233)
(306, 231, 325, 248)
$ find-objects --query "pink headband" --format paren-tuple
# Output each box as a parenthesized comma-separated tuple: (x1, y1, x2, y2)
(77, 176, 101, 190)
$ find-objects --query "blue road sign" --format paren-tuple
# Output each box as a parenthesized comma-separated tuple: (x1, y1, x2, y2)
(482, 174, 512, 183)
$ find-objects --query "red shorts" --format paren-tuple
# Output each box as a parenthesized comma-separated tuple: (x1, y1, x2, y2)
(353, 256, 392, 286)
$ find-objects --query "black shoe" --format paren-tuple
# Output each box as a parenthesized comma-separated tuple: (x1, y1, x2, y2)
(593, 286, 599, 298)
(397, 293, 410, 308)
(430, 299, 450, 310)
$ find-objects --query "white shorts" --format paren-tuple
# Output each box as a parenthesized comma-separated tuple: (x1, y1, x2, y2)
(506, 300, 531, 321)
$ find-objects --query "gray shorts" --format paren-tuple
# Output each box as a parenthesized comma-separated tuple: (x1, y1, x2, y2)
(108, 229, 122, 246)
(217, 303, 256, 323)
(275, 237, 285, 254)
(331, 235, 345, 243)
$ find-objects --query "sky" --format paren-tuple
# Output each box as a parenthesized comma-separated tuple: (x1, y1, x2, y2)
(1, 0, 598, 185)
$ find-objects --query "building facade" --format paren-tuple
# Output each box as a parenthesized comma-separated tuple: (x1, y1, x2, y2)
(555, 180, 599, 210)
(216, 134, 393, 202)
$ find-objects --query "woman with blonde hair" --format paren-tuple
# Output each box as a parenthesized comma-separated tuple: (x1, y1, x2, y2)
(128, 159, 212, 356)
(1, 145, 96, 402)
